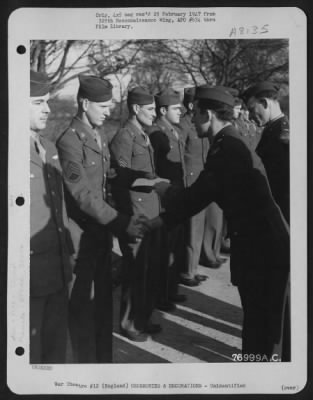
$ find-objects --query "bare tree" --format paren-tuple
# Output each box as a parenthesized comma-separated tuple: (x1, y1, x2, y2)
(30, 39, 289, 96)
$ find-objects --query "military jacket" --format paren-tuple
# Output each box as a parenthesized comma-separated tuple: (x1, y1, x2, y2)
(56, 117, 130, 238)
(161, 125, 289, 285)
(256, 115, 290, 223)
(110, 120, 160, 219)
(148, 117, 186, 187)
(30, 136, 73, 297)
(179, 113, 210, 187)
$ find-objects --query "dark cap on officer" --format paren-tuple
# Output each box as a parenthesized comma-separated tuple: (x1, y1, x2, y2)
(30, 70, 50, 97)
(242, 81, 279, 102)
(195, 85, 235, 107)
(155, 88, 181, 107)
(78, 75, 113, 102)
(183, 87, 196, 104)
(214, 85, 239, 98)
(127, 86, 154, 105)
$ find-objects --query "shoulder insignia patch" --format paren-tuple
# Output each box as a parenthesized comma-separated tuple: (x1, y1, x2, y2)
(279, 128, 289, 144)
(118, 157, 128, 168)
(65, 161, 81, 183)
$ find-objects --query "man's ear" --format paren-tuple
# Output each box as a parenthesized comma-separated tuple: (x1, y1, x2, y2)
(259, 98, 268, 109)
(82, 98, 89, 112)
(133, 104, 140, 115)
(160, 106, 167, 116)
(207, 109, 213, 122)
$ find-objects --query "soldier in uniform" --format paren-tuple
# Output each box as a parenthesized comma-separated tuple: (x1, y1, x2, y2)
(243, 81, 290, 360)
(30, 71, 73, 363)
(243, 82, 290, 223)
(148, 88, 186, 311)
(149, 85, 290, 361)
(56, 75, 145, 363)
(110, 87, 162, 341)
(232, 97, 260, 150)
(179, 87, 225, 287)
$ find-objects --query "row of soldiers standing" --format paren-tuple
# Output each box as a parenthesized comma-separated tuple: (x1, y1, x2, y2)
(29, 70, 290, 364)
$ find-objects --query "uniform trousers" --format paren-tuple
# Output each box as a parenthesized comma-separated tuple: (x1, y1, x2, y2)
(119, 229, 161, 333)
(69, 230, 113, 363)
(183, 202, 224, 278)
(201, 202, 224, 264)
(182, 208, 206, 279)
(30, 287, 68, 364)
(158, 224, 185, 304)
(237, 271, 290, 361)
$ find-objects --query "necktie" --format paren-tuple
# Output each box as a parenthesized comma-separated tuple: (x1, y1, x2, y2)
(93, 130, 102, 149)
(171, 127, 179, 140)
(34, 137, 46, 163)
(142, 131, 151, 146)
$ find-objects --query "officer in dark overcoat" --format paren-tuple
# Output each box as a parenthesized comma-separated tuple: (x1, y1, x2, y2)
(243, 82, 290, 223)
(147, 85, 290, 361)
(56, 75, 145, 362)
(147, 89, 186, 311)
(110, 87, 162, 341)
(30, 71, 73, 363)
(179, 87, 224, 286)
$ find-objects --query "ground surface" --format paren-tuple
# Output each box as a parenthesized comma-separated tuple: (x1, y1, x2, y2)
(112, 257, 243, 363)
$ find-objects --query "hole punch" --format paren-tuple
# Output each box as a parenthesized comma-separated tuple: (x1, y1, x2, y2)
(16, 45, 26, 54)
(15, 347, 25, 356)
(16, 196, 25, 206)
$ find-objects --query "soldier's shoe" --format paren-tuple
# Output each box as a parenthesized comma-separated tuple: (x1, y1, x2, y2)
(180, 277, 200, 287)
(120, 329, 148, 342)
(199, 259, 223, 269)
(144, 323, 162, 334)
(156, 301, 176, 312)
(216, 257, 228, 264)
(221, 238, 231, 254)
(169, 294, 187, 303)
(195, 274, 208, 282)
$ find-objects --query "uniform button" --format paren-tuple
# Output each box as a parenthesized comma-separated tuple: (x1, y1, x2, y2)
(51, 191, 55, 196)
(48, 174, 51, 178)
(190, 172, 194, 176)
(170, 145, 173, 149)
(92, 161, 96, 165)
(103, 142, 106, 147)
(58, 227, 62, 232)
(138, 198, 142, 202)
(30, 250, 34, 255)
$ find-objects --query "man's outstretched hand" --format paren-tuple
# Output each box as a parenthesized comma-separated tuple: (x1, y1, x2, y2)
(154, 181, 171, 197)
(126, 214, 148, 242)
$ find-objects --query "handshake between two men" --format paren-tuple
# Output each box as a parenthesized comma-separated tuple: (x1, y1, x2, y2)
(125, 180, 172, 242)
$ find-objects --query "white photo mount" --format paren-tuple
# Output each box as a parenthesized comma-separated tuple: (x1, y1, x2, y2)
(7, 7, 307, 395)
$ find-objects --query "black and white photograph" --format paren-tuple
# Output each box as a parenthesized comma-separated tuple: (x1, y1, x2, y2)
(7, 7, 307, 395)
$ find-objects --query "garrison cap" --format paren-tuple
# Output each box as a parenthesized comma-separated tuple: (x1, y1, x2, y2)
(214, 85, 239, 97)
(78, 75, 113, 102)
(242, 81, 280, 101)
(127, 86, 154, 105)
(155, 88, 181, 107)
(30, 70, 50, 97)
(183, 87, 196, 104)
(195, 85, 235, 107)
